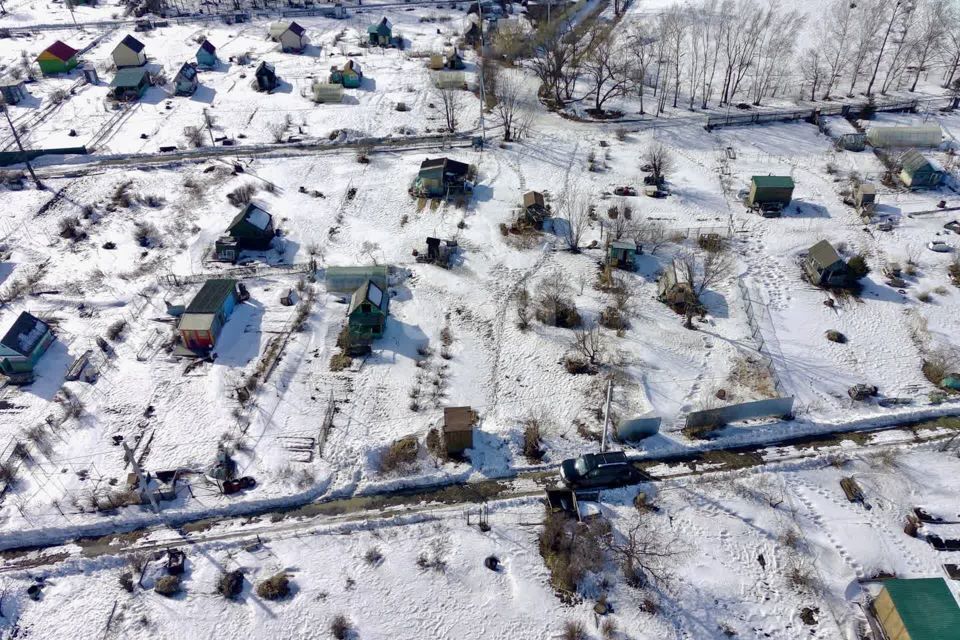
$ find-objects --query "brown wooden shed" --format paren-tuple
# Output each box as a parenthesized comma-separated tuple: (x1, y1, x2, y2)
(443, 406, 477, 455)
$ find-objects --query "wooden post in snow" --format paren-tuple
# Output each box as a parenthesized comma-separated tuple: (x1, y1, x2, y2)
(601, 378, 612, 453)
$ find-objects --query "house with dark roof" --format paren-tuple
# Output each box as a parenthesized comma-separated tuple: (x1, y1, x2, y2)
(329, 59, 363, 88)
(414, 157, 471, 197)
(900, 149, 945, 189)
(748, 175, 794, 214)
(174, 63, 199, 96)
(368, 17, 393, 46)
(196, 40, 218, 68)
(110, 67, 151, 100)
(36, 41, 79, 75)
(254, 61, 278, 92)
(215, 202, 276, 262)
(0, 312, 54, 378)
(269, 21, 308, 53)
(347, 280, 389, 341)
(803, 240, 850, 287)
(177, 280, 240, 351)
(112, 34, 147, 68)
(873, 577, 960, 640)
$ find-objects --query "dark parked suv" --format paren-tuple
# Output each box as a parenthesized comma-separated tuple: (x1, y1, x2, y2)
(559, 451, 645, 490)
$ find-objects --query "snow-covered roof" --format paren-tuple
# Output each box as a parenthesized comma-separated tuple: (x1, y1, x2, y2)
(228, 202, 273, 234)
(0, 312, 51, 357)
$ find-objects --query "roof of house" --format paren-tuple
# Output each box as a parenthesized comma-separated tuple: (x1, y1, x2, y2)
(176, 63, 197, 81)
(751, 175, 794, 189)
(39, 40, 79, 62)
(270, 21, 305, 38)
(883, 578, 960, 640)
(288, 21, 305, 36)
(348, 280, 389, 315)
(523, 190, 544, 208)
(611, 239, 637, 251)
(110, 67, 150, 87)
(199, 39, 216, 54)
(256, 61, 275, 75)
(807, 240, 843, 270)
(368, 16, 392, 34)
(901, 148, 939, 174)
(228, 202, 272, 234)
(0, 312, 51, 357)
(185, 279, 238, 314)
(419, 157, 470, 177)
(444, 406, 476, 432)
(117, 34, 145, 53)
(343, 59, 361, 74)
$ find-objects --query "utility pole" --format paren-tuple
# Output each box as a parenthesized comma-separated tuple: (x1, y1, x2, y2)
(600, 377, 612, 452)
(1, 106, 43, 190)
(476, 1, 487, 146)
(203, 108, 216, 146)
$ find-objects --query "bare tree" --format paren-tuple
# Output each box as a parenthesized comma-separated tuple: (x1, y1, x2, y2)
(581, 24, 633, 114)
(436, 88, 463, 132)
(907, 0, 950, 92)
(489, 68, 533, 141)
(558, 185, 591, 252)
(799, 47, 827, 101)
(643, 143, 675, 185)
(571, 324, 605, 365)
(630, 220, 668, 254)
(529, 18, 583, 107)
(677, 250, 734, 328)
(819, 0, 855, 99)
(865, 0, 910, 95)
(515, 287, 531, 330)
(602, 521, 683, 588)
(627, 23, 658, 114)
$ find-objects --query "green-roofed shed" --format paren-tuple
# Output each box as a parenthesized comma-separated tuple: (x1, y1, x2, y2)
(874, 578, 960, 640)
(178, 279, 239, 351)
(347, 280, 389, 341)
(748, 175, 794, 210)
(110, 67, 150, 100)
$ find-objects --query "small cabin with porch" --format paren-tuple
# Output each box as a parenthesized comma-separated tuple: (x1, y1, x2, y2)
(0, 312, 54, 380)
(347, 280, 389, 341)
(177, 279, 241, 352)
(414, 157, 471, 197)
(110, 67, 151, 100)
(269, 21, 308, 53)
(254, 61, 278, 92)
(443, 406, 477, 456)
(112, 34, 147, 68)
(607, 239, 637, 269)
(174, 63, 198, 96)
(329, 59, 362, 88)
(196, 40, 218, 68)
(215, 202, 275, 262)
(368, 17, 393, 46)
(36, 41, 80, 75)
(803, 240, 850, 288)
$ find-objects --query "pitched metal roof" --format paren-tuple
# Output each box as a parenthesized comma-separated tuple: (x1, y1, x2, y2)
(110, 67, 150, 87)
(0, 312, 50, 357)
(176, 63, 197, 81)
(348, 280, 388, 315)
(611, 239, 637, 251)
(185, 279, 237, 314)
(883, 578, 960, 640)
(901, 148, 937, 174)
(419, 157, 469, 177)
(523, 191, 544, 208)
(256, 61, 275, 75)
(198, 39, 216, 53)
(368, 17, 392, 34)
(343, 59, 361, 74)
(287, 21, 305, 36)
(40, 40, 78, 62)
(227, 202, 272, 233)
(807, 240, 842, 270)
(444, 406, 476, 431)
(752, 175, 794, 189)
(118, 34, 145, 53)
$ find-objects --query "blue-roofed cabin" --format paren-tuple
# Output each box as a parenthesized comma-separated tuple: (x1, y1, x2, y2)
(174, 63, 199, 96)
(0, 312, 55, 377)
(196, 40, 218, 69)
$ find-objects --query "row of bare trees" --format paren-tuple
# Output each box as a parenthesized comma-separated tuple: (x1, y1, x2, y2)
(524, 0, 960, 116)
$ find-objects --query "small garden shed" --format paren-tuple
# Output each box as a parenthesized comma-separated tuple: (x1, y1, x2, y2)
(110, 67, 151, 100)
(443, 406, 477, 456)
(347, 280, 389, 341)
(0, 80, 26, 105)
(36, 41, 79, 75)
(174, 63, 198, 96)
(0, 312, 54, 377)
(368, 17, 393, 46)
(748, 175, 794, 210)
(415, 157, 470, 197)
(254, 61, 278, 92)
(607, 239, 637, 269)
(900, 149, 944, 189)
(269, 21, 308, 53)
(112, 34, 147, 68)
(196, 40, 218, 68)
(177, 279, 240, 352)
(329, 59, 362, 88)
(873, 578, 960, 640)
(803, 240, 850, 287)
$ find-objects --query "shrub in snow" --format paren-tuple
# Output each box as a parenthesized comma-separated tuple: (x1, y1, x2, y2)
(330, 614, 352, 640)
(227, 183, 258, 207)
(562, 620, 587, 640)
(154, 575, 181, 597)
(363, 547, 383, 567)
(256, 573, 290, 600)
(107, 319, 127, 341)
(847, 254, 870, 280)
(378, 436, 419, 474)
(119, 571, 134, 593)
(217, 569, 244, 599)
(522, 420, 543, 462)
(824, 330, 846, 344)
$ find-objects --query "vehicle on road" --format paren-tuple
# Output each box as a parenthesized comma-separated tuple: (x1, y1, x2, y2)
(928, 240, 952, 252)
(559, 451, 645, 490)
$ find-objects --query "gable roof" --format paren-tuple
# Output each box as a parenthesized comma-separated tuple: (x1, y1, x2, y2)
(343, 59, 361, 74)
(368, 17, 393, 34)
(883, 578, 960, 640)
(0, 312, 51, 357)
(348, 280, 388, 315)
(444, 406, 477, 431)
(752, 175, 794, 189)
(110, 67, 150, 87)
(199, 39, 216, 54)
(901, 148, 938, 174)
(287, 21, 305, 36)
(807, 240, 843, 270)
(176, 63, 197, 81)
(419, 157, 469, 178)
(185, 279, 238, 314)
(117, 34, 145, 53)
(256, 61, 275, 76)
(39, 40, 78, 62)
(227, 202, 272, 233)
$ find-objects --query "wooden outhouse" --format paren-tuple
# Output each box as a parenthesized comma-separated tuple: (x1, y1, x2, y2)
(442, 406, 477, 455)
(177, 279, 240, 351)
(607, 239, 637, 269)
(0, 80, 26, 105)
(254, 61, 278, 92)
(0, 312, 54, 378)
(112, 34, 147, 68)
(854, 181, 877, 214)
(36, 41, 79, 75)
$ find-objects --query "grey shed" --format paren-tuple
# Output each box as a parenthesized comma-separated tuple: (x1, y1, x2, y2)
(803, 240, 849, 287)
